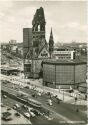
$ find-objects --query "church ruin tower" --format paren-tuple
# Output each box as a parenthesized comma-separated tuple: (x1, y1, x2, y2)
(49, 28, 54, 58)
(23, 7, 49, 78)
(32, 7, 46, 57)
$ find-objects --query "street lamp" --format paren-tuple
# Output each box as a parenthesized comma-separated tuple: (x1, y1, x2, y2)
(59, 86, 60, 93)
(63, 89, 64, 101)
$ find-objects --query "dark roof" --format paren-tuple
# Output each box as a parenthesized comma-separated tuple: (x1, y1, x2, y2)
(43, 59, 87, 65)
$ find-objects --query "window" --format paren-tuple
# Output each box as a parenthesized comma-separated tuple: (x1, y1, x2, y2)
(38, 25, 40, 31)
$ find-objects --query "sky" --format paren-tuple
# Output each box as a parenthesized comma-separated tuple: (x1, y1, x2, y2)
(0, 1, 87, 43)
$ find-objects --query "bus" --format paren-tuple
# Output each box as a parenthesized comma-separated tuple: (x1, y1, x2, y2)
(27, 98, 42, 108)
(17, 91, 29, 100)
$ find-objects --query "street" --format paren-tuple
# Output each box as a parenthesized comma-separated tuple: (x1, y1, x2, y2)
(1, 78, 87, 124)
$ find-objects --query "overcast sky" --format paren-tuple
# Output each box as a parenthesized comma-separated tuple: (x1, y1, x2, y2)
(0, 1, 87, 43)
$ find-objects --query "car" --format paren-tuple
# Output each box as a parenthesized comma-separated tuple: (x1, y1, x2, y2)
(28, 107, 35, 117)
(2, 81, 7, 84)
(7, 107, 11, 111)
(24, 112, 30, 118)
(47, 92, 51, 96)
(3, 95, 7, 99)
(1, 103, 4, 107)
(32, 94, 37, 98)
(47, 99, 52, 106)
(27, 82, 30, 85)
(46, 116, 53, 121)
(29, 111, 35, 117)
(24, 86, 29, 89)
(31, 109, 40, 116)
(22, 104, 28, 110)
(69, 89, 74, 93)
(13, 104, 20, 110)
(13, 106, 17, 110)
(28, 98, 42, 108)
(37, 92, 42, 96)
(28, 107, 33, 112)
(15, 112, 20, 117)
(2, 112, 12, 121)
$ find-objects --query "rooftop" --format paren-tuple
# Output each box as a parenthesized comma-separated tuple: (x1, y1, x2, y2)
(43, 59, 87, 65)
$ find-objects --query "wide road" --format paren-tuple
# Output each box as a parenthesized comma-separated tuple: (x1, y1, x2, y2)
(1, 82, 87, 124)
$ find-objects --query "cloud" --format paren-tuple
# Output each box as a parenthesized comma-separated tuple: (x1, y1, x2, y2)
(0, 1, 87, 43)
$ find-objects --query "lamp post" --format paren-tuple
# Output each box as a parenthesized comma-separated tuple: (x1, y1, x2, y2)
(63, 89, 64, 101)
(59, 86, 60, 93)
(75, 96, 77, 109)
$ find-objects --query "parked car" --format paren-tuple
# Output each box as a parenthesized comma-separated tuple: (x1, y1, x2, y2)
(13, 104, 20, 110)
(7, 107, 11, 111)
(37, 92, 42, 96)
(24, 86, 29, 89)
(29, 111, 35, 117)
(2, 80, 7, 84)
(47, 99, 52, 106)
(15, 112, 20, 117)
(2, 112, 12, 121)
(24, 112, 30, 118)
(22, 104, 28, 110)
(32, 93, 37, 98)
(69, 89, 74, 93)
(31, 109, 40, 116)
(27, 82, 30, 85)
(28, 107, 35, 117)
(3, 95, 7, 99)
(1, 103, 4, 107)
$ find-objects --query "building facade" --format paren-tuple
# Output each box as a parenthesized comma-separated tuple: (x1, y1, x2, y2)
(23, 28, 33, 77)
(23, 7, 50, 78)
(52, 50, 75, 60)
(43, 60, 87, 89)
(23, 28, 32, 59)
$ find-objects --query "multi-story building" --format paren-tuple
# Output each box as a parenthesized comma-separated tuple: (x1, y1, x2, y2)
(9, 40, 17, 52)
(52, 50, 75, 60)
(43, 59, 87, 89)
(23, 28, 33, 77)
(23, 28, 32, 59)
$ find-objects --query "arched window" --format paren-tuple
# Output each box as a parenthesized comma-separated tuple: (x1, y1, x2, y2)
(38, 25, 40, 31)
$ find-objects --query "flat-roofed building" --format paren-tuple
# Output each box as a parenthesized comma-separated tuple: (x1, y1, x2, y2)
(43, 59, 87, 89)
(23, 28, 32, 59)
(23, 28, 33, 77)
(52, 50, 75, 60)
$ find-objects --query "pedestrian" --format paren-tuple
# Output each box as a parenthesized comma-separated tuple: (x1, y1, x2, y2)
(85, 94, 87, 100)
(76, 108, 79, 112)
